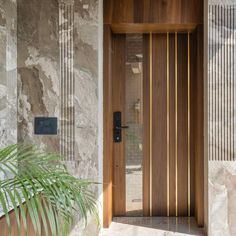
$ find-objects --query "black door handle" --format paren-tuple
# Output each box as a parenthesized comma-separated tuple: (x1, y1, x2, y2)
(114, 111, 128, 142)
(115, 125, 129, 130)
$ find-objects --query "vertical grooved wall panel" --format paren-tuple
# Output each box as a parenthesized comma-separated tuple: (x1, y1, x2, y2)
(59, 3, 75, 162)
(209, 5, 236, 161)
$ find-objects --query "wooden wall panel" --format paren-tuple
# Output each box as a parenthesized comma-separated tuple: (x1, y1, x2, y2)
(143, 34, 150, 216)
(169, 34, 177, 217)
(190, 31, 197, 217)
(104, 0, 203, 24)
(103, 25, 113, 227)
(0, 203, 50, 236)
(152, 34, 168, 216)
(149, 33, 199, 218)
(112, 34, 126, 216)
(194, 26, 204, 226)
(177, 34, 188, 216)
(104, 31, 204, 226)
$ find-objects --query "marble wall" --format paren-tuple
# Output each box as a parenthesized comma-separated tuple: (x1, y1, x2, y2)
(0, 0, 17, 181)
(0, 0, 17, 148)
(17, 0, 99, 187)
(0, 0, 100, 234)
(208, 2, 236, 235)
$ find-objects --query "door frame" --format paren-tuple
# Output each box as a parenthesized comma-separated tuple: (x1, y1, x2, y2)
(103, 24, 205, 228)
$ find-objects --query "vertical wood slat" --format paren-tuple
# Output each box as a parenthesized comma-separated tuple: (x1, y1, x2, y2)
(152, 34, 168, 216)
(177, 34, 188, 216)
(103, 25, 113, 227)
(112, 34, 126, 216)
(209, 5, 236, 161)
(195, 25, 204, 226)
(143, 34, 151, 216)
(169, 33, 177, 217)
(187, 32, 191, 217)
(151, 33, 193, 217)
(167, 33, 170, 217)
(190, 32, 196, 216)
(110, 32, 198, 219)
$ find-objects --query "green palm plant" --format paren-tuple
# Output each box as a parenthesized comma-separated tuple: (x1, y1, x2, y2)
(0, 144, 98, 236)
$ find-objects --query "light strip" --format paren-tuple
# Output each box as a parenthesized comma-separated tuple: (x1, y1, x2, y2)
(167, 32, 170, 217)
(187, 32, 191, 217)
(175, 32, 178, 217)
(150, 32, 153, 216)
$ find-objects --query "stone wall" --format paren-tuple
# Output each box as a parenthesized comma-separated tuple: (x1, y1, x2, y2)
(0, 0, 101, 235)
(0, 0, 17, 181)
(208, 2, 236, 235)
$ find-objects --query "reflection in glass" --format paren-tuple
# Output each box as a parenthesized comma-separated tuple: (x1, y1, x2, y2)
(125, 34, 143, 216)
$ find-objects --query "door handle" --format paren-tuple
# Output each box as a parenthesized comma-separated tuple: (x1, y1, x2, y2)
(114, 111, 128, 142)
(115, 125, 129, 130)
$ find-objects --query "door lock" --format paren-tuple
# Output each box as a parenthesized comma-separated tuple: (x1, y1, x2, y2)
(113, 111, 129, 142)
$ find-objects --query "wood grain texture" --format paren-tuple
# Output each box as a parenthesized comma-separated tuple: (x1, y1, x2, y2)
(152, 34, 168, 216)
(177, 34, 188, 216)
(111, 23, 197, 34)
(0, 203, 51, 236)
(103, 31, 204, 225)
(104, 0, 203, 24)
(142, 34, 150, 216)
(0, 211, 20, 236)
(103, 25, 113, 227)
(169, 33, 177, 216)
(112, 34, 126, 216)
(194, 26, 204, 226)
(190, 31, 197, 217)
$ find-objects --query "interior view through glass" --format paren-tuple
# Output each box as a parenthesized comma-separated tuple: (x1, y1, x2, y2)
(125, 34, 143, 216)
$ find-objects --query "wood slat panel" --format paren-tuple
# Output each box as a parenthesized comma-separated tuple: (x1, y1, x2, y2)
(194, 25, 204, 226)
(112, 34, 126, 216)
(104, 0, 203, 24)
(104, 31, 203, 225)
(143, 34, 150, 216)
(177, 34, 188, 216)
(134, 0, 144, 23)
(155, 0, 181, 23)
(111, 23, 197, 34)
(152, 34, 168, 216)
(190, 32, 196, 217)
(169, 33, 177, 216)
(103, 25, 113, 227)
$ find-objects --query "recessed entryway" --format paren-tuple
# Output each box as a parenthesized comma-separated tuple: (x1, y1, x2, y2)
(103, 0, 205, 231)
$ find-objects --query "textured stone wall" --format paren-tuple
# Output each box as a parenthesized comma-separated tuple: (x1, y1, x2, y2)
(0, 0, 100, 234)
(17, 0, 99, 182)
(208, 2, 236, 235)
(0, 0, 17, 149)
(0, 0, 17, 182)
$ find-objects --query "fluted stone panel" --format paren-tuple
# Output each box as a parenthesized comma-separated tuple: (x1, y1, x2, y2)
(208, 4, 236, 161)
(208, 2, 236, 235)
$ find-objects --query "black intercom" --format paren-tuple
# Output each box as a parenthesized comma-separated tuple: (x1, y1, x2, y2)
(34, 117, 58, 135)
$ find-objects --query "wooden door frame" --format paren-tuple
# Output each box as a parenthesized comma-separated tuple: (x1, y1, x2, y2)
(103, 28, 151, 227)
(103, 24, 113, 228)
(103, 24, 204, 228)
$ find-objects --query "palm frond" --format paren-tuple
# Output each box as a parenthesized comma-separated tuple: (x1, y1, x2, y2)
(0, 144, 98, 236)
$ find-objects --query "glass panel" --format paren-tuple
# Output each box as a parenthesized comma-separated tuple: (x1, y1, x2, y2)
(125, 34, 143, 216)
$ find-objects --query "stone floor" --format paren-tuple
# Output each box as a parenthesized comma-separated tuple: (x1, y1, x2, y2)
(100, 217, 206, 236)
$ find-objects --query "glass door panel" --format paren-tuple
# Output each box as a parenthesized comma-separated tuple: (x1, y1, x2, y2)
(125, 34, 143, 216)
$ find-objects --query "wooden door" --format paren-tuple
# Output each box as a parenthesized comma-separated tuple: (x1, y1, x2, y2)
(112, 32, 196, 217)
